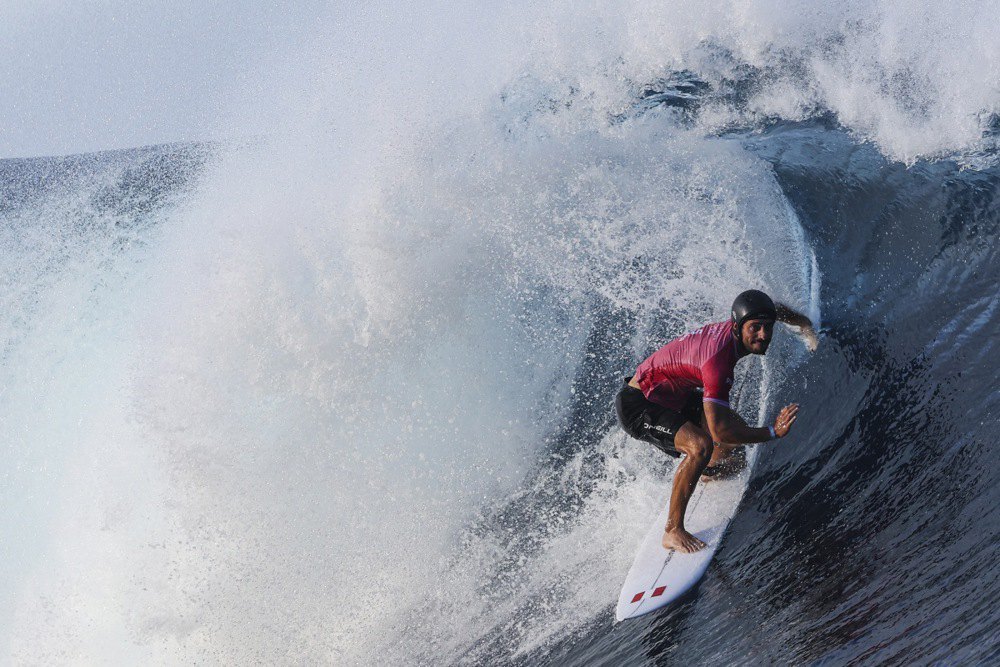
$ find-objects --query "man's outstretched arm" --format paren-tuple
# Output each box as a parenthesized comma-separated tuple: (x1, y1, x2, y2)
(703, 401, 799, 445)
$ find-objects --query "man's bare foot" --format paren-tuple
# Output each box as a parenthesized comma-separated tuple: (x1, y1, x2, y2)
(662, 527, 706, 553)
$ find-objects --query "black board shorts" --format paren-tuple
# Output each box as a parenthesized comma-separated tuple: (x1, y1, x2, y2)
(614, 377, 704, 458)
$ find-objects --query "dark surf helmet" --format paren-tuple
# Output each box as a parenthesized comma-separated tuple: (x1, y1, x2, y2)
(731, 289, 777, 332)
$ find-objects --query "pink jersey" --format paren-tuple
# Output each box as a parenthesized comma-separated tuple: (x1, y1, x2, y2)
(633, 320, 746, 410)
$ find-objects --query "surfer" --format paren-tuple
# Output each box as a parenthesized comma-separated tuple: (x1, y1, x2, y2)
(615, 290, 817, 553)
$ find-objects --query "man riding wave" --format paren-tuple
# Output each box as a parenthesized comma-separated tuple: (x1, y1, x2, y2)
(615, 290, 817, 553)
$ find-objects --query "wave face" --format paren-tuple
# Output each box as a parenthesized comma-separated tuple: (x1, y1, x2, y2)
(541, 125, 1000, 666)
(3, 3, 1000, 665)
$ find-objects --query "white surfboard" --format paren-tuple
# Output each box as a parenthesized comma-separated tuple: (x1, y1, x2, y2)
(615, 457, 754, 621)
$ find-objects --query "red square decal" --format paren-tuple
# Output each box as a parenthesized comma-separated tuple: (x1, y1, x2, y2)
(652, 586, 666, 597)
(631, 592, 644, 603)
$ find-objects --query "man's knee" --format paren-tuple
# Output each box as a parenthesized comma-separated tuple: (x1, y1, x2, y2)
(676, 427, 713, 463)
(691, 438, 714, 464)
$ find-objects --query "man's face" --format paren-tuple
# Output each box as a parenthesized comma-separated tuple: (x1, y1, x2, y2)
(740, 319, 775, 355)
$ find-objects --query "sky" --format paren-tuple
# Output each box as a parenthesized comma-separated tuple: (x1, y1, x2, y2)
(0, 2, 328, 159)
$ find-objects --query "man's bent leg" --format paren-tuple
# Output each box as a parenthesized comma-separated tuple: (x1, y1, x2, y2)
(702, 443, 747, 481)
(709, 443, 737, 465)
(662, 422, 713, 553)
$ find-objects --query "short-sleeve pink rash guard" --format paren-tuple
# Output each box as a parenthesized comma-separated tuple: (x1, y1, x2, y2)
(633, 320, 747, 410)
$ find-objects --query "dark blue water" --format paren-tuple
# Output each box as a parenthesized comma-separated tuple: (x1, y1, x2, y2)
(529, 123, 1000, 665)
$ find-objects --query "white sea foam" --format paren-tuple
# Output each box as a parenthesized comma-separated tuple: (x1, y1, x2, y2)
(3, 129, 815, 664)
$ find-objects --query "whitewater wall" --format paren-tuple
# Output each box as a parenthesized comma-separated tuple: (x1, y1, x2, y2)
(0, 118, 815, 666)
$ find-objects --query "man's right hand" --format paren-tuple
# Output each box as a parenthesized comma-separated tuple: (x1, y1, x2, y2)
(800, 327, 820, 352)
(773, 403, 799, 438)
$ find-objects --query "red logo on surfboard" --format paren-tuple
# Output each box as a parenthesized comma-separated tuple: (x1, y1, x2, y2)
(631, 585, 667, 604)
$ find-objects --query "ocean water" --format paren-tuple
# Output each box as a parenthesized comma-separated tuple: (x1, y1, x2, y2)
(2, 3, 998, 664)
